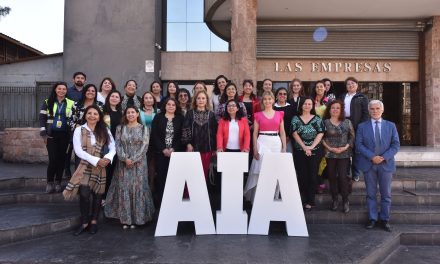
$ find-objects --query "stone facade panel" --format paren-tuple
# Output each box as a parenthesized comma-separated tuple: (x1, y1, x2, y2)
(2, 128, 48, 163)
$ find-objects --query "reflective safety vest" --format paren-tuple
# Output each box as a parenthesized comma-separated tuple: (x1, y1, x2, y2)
(43, 98, 75, 118)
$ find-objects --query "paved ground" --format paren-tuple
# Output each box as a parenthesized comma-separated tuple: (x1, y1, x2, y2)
(1, 161, 440, 263)
(0, 223, 396, 264)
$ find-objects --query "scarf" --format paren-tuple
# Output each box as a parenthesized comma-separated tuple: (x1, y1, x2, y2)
(63, 127, 106, 200)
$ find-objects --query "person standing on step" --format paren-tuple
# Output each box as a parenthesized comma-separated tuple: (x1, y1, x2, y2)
(322, 100, 354, 213)
(339, 76, 369, 182)
(64, 105, 116, 235)
(356, 100, 400, 232)
(65, 71, 87, 179)
(39, 82, 75, 193)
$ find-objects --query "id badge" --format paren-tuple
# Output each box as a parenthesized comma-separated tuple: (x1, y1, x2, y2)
(56, 120, 62, 128)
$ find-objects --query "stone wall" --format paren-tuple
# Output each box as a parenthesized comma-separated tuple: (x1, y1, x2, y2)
(2, 128, 48, 163)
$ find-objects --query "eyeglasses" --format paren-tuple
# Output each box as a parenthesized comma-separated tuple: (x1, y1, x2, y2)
(278, 93, 287, 96)
(179, 94, 188, 97)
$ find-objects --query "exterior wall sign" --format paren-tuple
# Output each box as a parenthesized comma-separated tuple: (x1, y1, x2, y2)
(274, 61, 392, 73)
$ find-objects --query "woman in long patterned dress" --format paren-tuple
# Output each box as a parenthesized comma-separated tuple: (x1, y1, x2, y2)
(105, 106, 155, 229)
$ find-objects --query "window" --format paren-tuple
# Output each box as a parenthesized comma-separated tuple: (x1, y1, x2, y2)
(166, 0, 229, 52)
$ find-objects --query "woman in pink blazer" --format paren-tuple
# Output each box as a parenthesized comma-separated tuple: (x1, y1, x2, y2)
(216, 99, 250, 152)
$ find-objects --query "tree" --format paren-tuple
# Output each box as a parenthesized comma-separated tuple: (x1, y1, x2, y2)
(0, 6, 11, 18)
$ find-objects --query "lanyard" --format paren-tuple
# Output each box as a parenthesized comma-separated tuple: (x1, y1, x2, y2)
(56, 101, 65, 118)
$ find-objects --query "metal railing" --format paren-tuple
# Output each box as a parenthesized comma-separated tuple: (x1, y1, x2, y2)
(0, 82, 53, 130)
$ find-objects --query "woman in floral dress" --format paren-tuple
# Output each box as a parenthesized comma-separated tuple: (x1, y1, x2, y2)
(105, 106, 155, 229)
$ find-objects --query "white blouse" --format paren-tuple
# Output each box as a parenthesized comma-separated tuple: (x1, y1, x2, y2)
(73, 124, 116, 167)
(226, 119, 240, 150)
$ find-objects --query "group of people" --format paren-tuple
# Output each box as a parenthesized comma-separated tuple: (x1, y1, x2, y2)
(39, 72, 400, 235)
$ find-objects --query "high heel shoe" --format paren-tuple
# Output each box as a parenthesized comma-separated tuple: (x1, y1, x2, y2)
(89, 223, 98, 234)
(74, 224, 88, 236)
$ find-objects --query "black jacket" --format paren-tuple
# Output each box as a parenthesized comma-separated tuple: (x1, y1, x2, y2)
(150, 113, 184, 153)
(339, 92, 369, 130)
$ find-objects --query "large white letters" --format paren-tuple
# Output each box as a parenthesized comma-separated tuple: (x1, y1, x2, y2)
(154, 152, 216, 236)
(154, 153, 308, 237)
(216, 152, 248, 234)
(248, 153, 308, 237)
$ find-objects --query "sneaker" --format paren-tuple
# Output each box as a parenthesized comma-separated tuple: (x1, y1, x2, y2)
(130, 225, 136, 229)
(343, 201, 350, 213)
(352, 175, 360, 182)
(54, 182, 62, 193)
(46, 183, 55, 194)
(122, 225, 129, 230)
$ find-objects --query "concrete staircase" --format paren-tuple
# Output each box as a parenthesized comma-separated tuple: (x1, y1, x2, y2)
(306, 167, 440, 225)
(0, 177, 79, 245)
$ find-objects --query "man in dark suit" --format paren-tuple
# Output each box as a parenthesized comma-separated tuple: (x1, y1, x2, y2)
(355, 100, 400, 232)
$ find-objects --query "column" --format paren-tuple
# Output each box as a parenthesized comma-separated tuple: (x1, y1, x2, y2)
(424, 16, 440, 146)
(230, 0, 257, 92)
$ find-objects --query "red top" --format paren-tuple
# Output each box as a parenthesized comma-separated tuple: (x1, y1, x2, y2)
(254, 111, 284, 131)
(216, 118, 251, 151)
(238, 95, 260, 114)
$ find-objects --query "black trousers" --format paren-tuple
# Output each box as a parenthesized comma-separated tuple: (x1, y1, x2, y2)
(103, 155, 118, 199)
(79, 186, 102, 225)
(326, 158, 350, 202)
(293, 149, 320, 206)
(46, 131, 69, 183)
(154, 153, 171, 207)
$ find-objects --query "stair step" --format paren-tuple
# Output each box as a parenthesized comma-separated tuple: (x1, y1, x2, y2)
(314, 191, 440, 206)
(0, 203, 80, 245)
(0, 188, 77, 205)
(305, 205, 440, 225)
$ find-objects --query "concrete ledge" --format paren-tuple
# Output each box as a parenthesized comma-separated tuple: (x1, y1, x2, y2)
(396, 147, 440, 167)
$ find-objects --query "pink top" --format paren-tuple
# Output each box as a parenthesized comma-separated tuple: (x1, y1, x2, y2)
(254, 111, 284, 132)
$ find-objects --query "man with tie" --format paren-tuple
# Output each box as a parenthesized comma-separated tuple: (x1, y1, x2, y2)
(355, 100, 400, 232)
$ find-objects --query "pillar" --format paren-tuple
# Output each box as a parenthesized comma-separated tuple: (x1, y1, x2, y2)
(230, 0, 257, 92)
(424, 17, 440, 146)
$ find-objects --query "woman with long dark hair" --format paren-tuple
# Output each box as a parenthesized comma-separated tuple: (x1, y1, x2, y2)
(323, 78, 336, 102)
(211, 75, 228, 113)
(177, 88, 191, 117)
(64, 105, 115, 235)
(150, 81, 163, 110)
(71, 84, 103, 130)
(97, 77, 116, 104)
(105, 106, 155, 229)
(166, 81, 179, 100)
(151, 98, 184, 206)
(102, 90, 122, 204)
(239, 79, 260, 127)
(288, 78, 306, 116)
(216, 99, 250, 153)
(39, 82, 75, 193)
(310, 80, 328, 118)
(291, 97, 326, 211)
(215, 82, 247, 121)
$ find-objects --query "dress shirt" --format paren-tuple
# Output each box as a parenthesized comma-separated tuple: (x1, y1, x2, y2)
(371, 118, 383, 139)
(344, 93, 356, 117)
(73, 124, 116, 167)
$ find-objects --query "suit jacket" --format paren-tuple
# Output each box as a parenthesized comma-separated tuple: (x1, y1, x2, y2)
(355, 119, 400, 173)
(150, 113, 184, 153)
(339, 92, 369, 130)
(216, 118, 251, 151)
